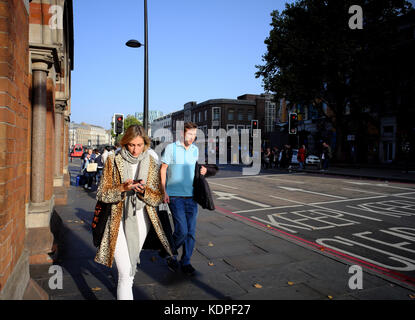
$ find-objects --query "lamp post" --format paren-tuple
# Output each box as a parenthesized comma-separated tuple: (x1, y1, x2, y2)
(126, 0, 149, 134)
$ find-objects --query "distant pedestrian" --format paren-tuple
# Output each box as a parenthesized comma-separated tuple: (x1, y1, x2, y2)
(321, 142, 332, 171)
(263, 147, 271, 169)
(280, 144, 293, 169)
(101, 146, 111, 165)
(279, 145, 287, 169)
(160, 122, 207, 276)
(272, 147, 280, 168)
(94, 125, 173, 300)
(82, 149, 94, 190)
(94, 149, 104, 185)
(286, 144, 293, 170)
(297, 145, 306, 170)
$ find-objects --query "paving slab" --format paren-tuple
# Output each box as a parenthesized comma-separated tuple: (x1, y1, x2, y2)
(234, 283, 325, 300)
(223, 253, 292, 271)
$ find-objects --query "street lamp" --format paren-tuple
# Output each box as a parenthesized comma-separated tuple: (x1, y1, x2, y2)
(126, 0, 149, 134)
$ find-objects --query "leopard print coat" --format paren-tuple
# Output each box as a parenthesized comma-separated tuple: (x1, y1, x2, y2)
(94, 152, 173, 268)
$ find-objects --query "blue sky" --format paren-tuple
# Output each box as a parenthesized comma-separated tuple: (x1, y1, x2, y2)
(71, 0, 415, 130)
(70, 0, 290, 129)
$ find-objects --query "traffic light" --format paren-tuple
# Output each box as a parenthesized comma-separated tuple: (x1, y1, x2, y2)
(288, 113, 298, 135)
(251, 120, 259, 137)
(114, 114, 124, 134)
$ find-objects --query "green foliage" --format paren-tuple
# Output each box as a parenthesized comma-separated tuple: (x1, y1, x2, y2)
(256, 0, 413, 120)
(111, 115, 142, 144)
(124, 114, 142, 130)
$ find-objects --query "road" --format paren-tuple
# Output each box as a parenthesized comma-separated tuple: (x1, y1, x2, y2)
(209, 168, 415, 289)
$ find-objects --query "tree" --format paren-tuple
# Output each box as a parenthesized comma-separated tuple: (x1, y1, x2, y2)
(256, 0, 413, 160)
(124, 114, 142, 130)
(111, 115, 142, 144)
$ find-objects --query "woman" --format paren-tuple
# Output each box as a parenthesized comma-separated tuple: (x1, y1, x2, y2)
(297, 145, 306, 170)
(94, 125, 173, 300)
(82, 148, 94, 189)
(263, 147, 271, 169)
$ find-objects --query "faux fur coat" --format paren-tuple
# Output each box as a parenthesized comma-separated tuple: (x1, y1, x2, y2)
(94, 152, 173, 268)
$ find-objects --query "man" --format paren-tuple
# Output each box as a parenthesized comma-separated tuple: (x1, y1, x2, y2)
(321, 142, 332, 171)
(101, 146, 111, 165)
(160, 122, 207, 275)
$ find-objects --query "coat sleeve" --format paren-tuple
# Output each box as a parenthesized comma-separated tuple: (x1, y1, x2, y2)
(205, 164, 219, 178)
(96, 155, 125, 204)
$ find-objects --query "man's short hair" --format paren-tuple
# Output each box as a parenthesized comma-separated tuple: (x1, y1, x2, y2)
(184, 122, 197, 133)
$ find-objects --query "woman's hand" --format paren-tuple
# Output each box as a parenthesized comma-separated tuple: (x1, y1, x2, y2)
(133, 179, 146, 194)
(200, 166, 207, 176)
(119, 179, 143, 193)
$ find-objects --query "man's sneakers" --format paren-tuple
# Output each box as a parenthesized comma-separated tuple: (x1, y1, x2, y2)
(167, 258, 196, 276)
(167, 257, 179, 273)
(181, 264, 196, 276)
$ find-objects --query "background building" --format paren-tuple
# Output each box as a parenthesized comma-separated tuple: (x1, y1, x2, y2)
(135, 110, 163, 124)
(151, 113, 173, 143)
(69, 122, 111, 149)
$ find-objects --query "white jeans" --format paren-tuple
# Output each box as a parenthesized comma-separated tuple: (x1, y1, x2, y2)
(113, 208, 151, 300)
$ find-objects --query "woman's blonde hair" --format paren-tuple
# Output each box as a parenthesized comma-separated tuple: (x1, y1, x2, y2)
(120, 125, 151, 152)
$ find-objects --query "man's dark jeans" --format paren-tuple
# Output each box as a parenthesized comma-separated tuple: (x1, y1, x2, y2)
(168, 197, 198, 266)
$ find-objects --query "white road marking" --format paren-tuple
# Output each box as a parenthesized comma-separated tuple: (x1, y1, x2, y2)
(342, 188, 415, 200)
(344, 181, 415, 191)
(278, 186, 348, 199)
(316, 236, 415, 271)
(209, 182, 239, 190)
(263, 177, 305, 184)
(269, 195, 382, 221)
(342, 187, 386, 195)
(213, 191, 270, 208)
(234, 204, 304, 214)
(310, 195, 386, 205)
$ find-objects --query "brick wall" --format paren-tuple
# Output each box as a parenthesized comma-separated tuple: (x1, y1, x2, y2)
(0, 0, 30, 292)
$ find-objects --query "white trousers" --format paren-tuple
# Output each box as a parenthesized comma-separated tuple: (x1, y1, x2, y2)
(113, 208, 151, 300)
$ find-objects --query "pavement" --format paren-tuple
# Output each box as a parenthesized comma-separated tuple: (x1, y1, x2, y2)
(28, 159, 415, 301)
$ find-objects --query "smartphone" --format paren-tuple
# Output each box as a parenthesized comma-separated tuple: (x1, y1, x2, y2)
(133, 180, 146, 187)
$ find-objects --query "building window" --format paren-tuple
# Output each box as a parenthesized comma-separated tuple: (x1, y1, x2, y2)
(228, 109, 234, 121)
(265, 101, 276, 133)
(198, 112, 202, 122)
(205, 110, 208, 122)
(247, 110, 253, 121)
(213, 107, 220, 121)
(238, 109, 244, 121)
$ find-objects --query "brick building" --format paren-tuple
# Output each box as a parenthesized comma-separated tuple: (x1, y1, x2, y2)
(169, 94, 275, 144)
(69, 122, 112, 149)
(0, 0, 74, 299)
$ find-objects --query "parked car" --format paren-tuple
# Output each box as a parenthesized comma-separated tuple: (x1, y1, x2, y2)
(306, 154, 320, 165)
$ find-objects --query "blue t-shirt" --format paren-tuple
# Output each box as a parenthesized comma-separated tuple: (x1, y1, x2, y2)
(161, 141, 199, 197)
